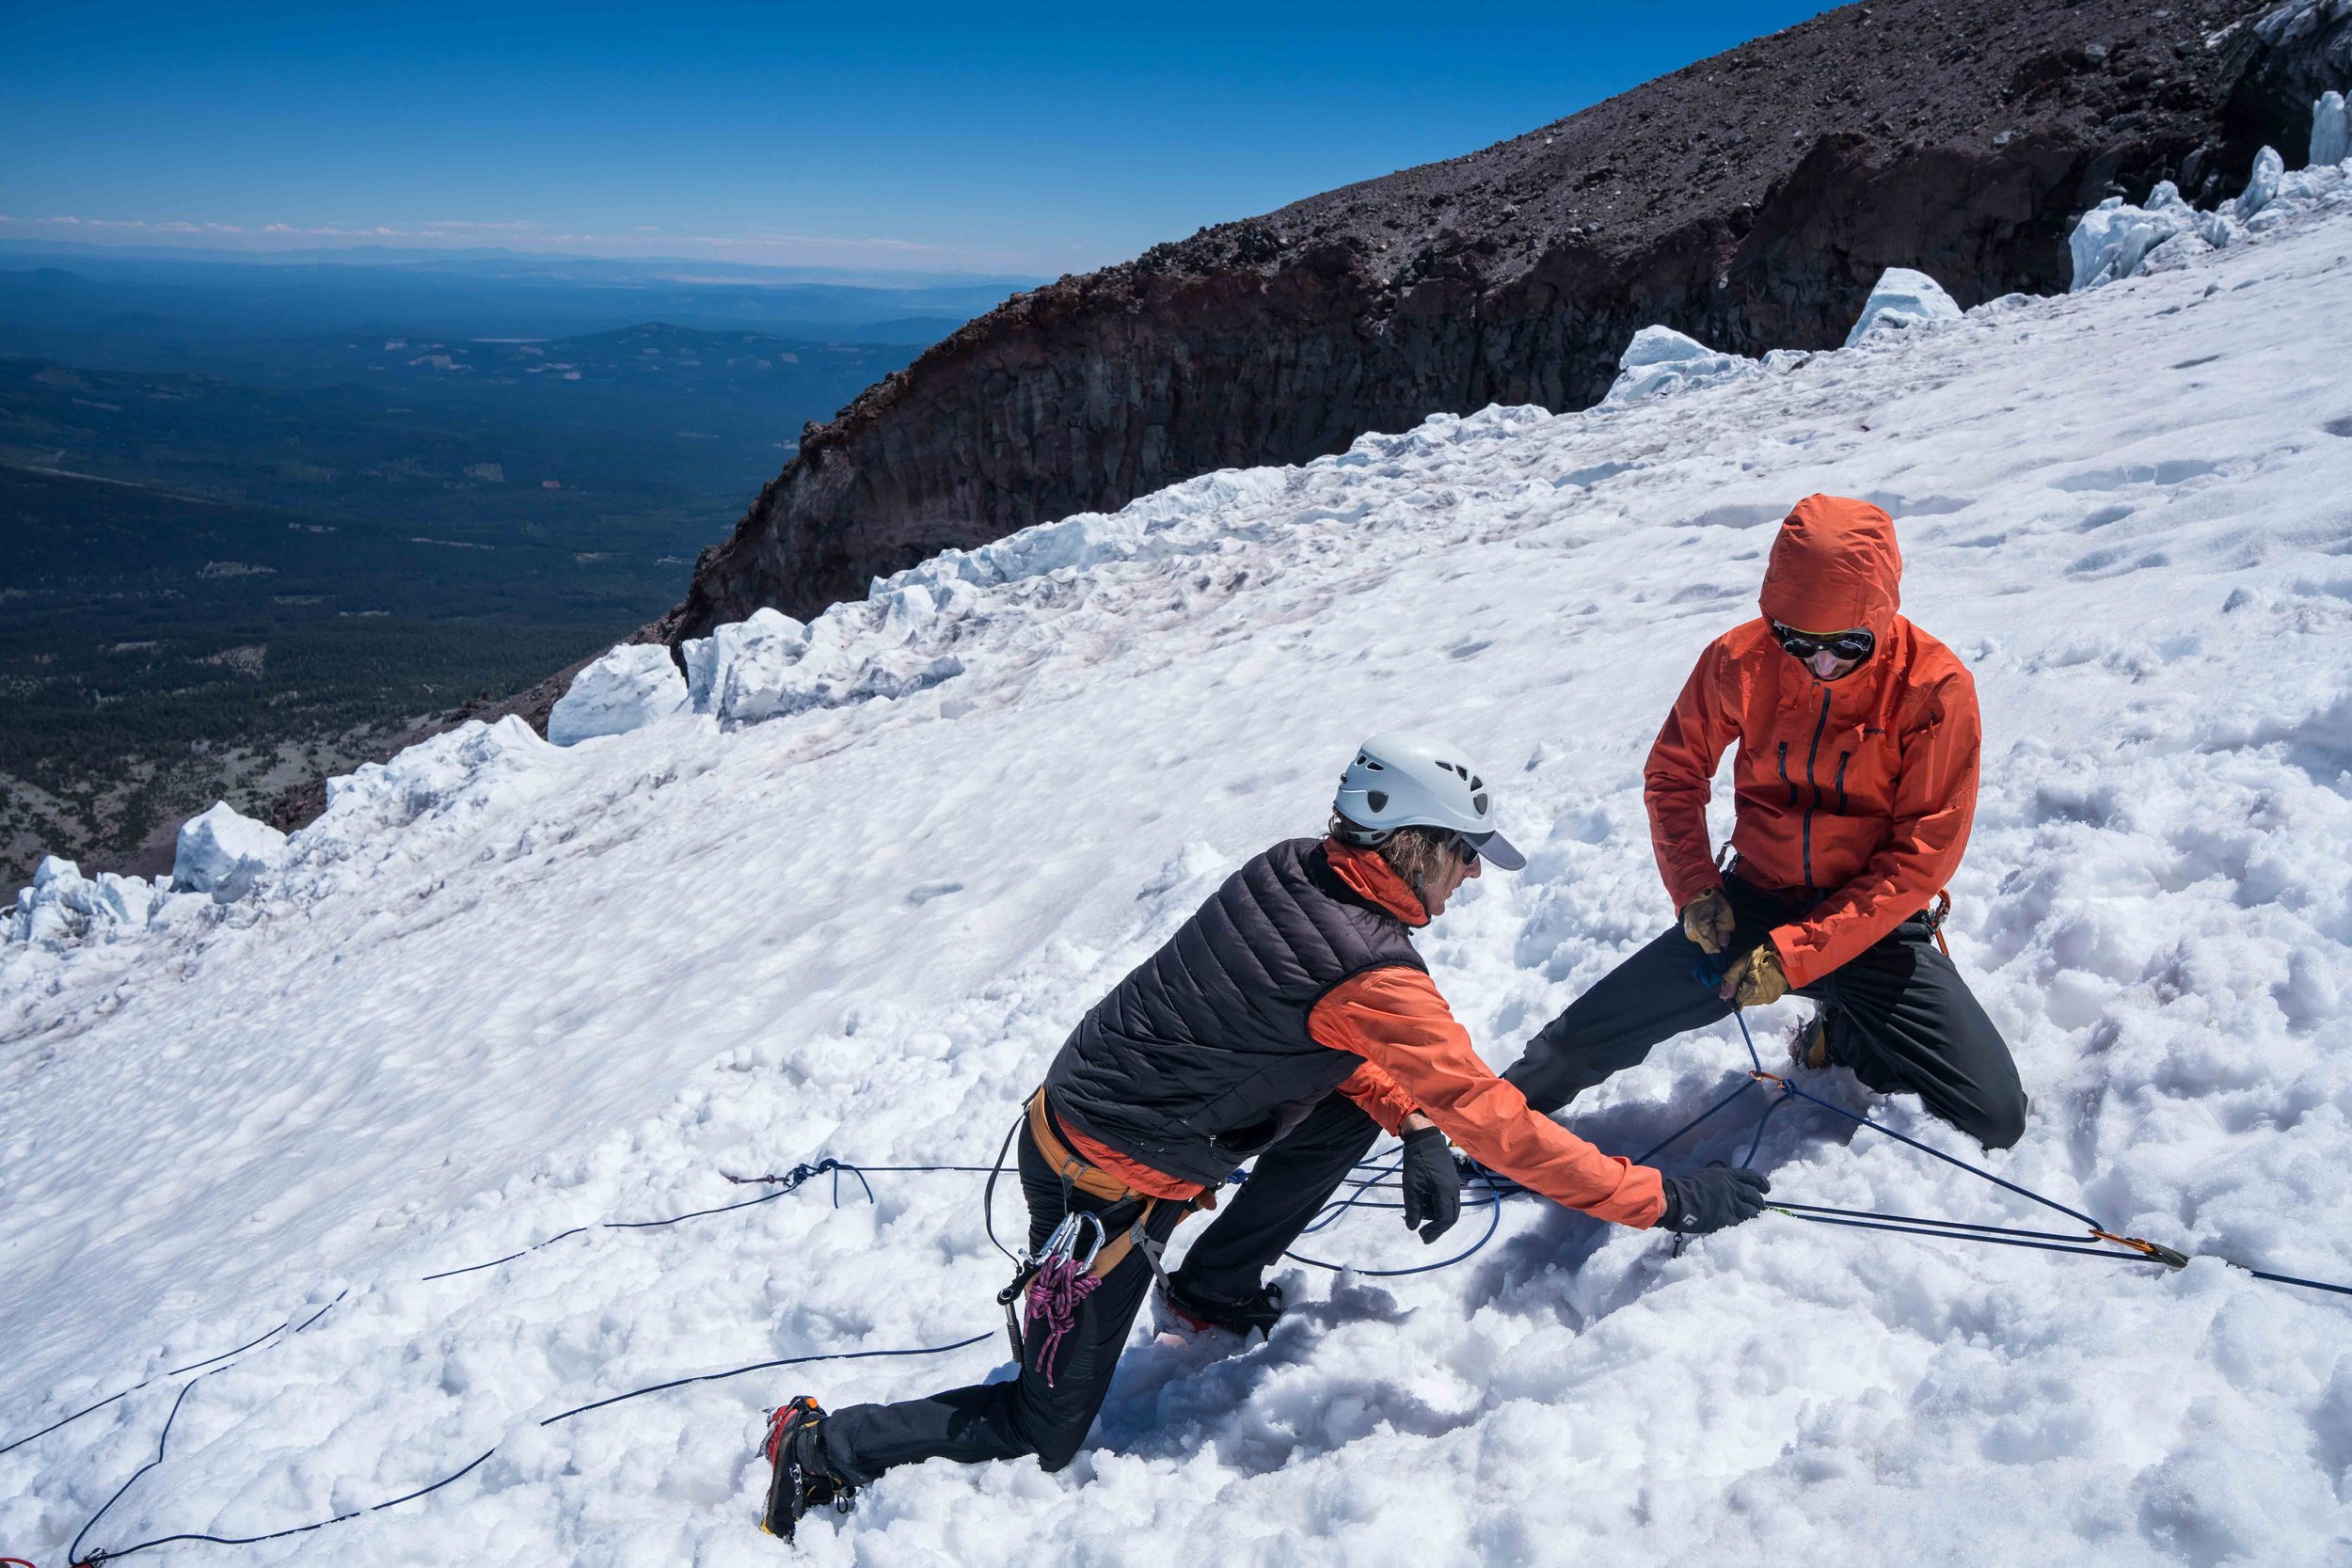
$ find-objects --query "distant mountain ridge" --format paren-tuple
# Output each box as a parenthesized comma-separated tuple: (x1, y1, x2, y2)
(664, 0, 2352, 640)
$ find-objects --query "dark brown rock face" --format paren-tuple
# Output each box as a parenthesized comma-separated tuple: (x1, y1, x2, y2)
(665, 0, 2351, 642)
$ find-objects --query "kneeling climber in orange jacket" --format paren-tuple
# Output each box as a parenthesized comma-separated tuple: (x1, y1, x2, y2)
(758, 733, 1768, 1541)
(1505, 494, 2026, 1150)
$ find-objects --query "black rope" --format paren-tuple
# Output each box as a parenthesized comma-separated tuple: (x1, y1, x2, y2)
(1770, 1072, 2104, 1230)
(64, 1334, 996, 1565)
(420, 1159, 880, 1282)
(1, 1323, 288, 1462)
(1772, 1206, 2157, 1262)
(980, 1115, 1023, 1263)
(2237, 1266, 2352, 1299)
(167, 1325, 287, 1380)
(1770, 1199, 2093, 1245)
(291, 1291, 348, 1335)
(1284, 1166, 1510, 1278)
(1631, 1078, 1758, 1165)
(69, 1377, 206, 1566)
(538, 1333, 995, 1426)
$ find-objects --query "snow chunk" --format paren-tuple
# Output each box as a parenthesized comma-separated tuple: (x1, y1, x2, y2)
(889, 512, 1148, 595)
(1844, 267, 1963, 346)
(2070, 112, 2352, 291)
(2069, 183, 2213, 290)
(172, 802, 288, 903)
(680, 605, 962, 726)
(1601, 325, 1759, 405)
(2314, 90, 2349, 167)
(548, 643, 689, 746)
(305, 717, 556, 868)
(2232, 146, 2285, 223)
(5, 857, 164, 945)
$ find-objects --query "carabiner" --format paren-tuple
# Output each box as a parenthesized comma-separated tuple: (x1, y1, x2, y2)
(1041, 1211, 1107, 1272)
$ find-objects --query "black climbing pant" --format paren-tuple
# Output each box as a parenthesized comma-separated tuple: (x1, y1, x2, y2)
(1503, 874, 2027, 1150)
(1168, 1091, 1383, 1304)
(817, 1120, 1185, 1481)
(818, 1092, 1385, 1481)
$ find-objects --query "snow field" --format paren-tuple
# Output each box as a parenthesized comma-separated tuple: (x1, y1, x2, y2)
(5, 193, 2352, 1564)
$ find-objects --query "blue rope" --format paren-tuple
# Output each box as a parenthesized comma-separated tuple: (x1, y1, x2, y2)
(1284, 1166, 1510, 1278)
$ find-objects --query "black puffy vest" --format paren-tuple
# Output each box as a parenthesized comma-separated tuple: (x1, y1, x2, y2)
(1043, 838, 1426, 1187)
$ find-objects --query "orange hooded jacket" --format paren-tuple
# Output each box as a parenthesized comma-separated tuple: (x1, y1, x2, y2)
(1645, 495, 1982, 990)
(1066, 840, 1666, 1228)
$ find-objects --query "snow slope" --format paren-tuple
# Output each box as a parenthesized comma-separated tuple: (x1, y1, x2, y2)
(7, 201, 2352, 1566)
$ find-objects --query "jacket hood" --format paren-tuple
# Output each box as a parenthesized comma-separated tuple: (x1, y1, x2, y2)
(1757, 494, 1901, 640)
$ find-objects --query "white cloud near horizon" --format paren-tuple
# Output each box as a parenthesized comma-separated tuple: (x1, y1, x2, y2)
(0, 211, 1046, 267)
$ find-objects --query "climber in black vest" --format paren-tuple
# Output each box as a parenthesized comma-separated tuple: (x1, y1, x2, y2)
(758, 733, 1768, 1541)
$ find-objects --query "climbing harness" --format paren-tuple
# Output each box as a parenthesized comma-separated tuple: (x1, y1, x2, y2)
(993, 1089, 1204, 1370)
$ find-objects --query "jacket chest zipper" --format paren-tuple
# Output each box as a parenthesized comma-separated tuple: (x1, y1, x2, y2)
(1834, 750, 1852, 815)
(1801, 691, 1831, 889)
(1776, 740, 1796, 805)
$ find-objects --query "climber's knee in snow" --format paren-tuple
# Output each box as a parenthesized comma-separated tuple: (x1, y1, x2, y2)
(1974, 1090, 2028, 1153)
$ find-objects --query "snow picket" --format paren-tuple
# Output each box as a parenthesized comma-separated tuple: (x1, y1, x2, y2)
(6, 165, 2352, 1566)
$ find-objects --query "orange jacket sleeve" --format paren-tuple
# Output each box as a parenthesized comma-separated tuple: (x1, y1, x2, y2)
(1771, 667, 1981, 988)
(1645, 640, 1740, 911)
(1311, 968, 1666, 1227)
(1335, 1061, 1421, 1135)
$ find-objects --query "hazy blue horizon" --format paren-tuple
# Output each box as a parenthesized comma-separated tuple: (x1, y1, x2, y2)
(8, 3, 1838, 275)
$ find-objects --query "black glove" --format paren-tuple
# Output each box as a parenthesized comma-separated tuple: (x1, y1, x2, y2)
(1398, 1125, 1463, 1243)
(1658, 1164, 1771, 1235)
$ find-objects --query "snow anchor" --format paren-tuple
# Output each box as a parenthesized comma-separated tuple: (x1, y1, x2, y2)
(1687, 997, 2346, 1295)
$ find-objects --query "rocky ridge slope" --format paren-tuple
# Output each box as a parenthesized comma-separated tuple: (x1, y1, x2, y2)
(665, 0, 2350, 639)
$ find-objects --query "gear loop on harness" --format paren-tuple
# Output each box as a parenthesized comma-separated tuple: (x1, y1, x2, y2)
(1925, 889, 1954, 958)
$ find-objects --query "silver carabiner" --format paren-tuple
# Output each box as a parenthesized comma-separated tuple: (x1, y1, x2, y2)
(1041, 1211, 1107, 1271)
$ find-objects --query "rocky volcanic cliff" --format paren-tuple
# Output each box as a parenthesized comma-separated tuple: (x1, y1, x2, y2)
(664, 0, 2351, 640)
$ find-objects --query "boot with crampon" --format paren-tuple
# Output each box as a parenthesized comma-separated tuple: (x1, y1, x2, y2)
(1789, 1007, 1837, 1071)
(1154, 1274, 1284, 1340)
(760, 1396, 856, 1542)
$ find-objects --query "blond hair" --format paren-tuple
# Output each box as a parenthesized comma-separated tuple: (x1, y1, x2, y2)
(1328, 813, 1457, 898)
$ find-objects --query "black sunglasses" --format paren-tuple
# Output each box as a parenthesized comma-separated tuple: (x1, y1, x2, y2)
(1772, 623, 1875, 662)
(1448, 832, 1484, 866)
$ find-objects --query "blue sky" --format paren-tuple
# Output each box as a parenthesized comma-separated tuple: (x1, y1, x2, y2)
(5, 2, 1837, 275)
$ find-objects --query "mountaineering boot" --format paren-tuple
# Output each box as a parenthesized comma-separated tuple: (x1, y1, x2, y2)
(1155, 1273, 1284, 1340)
(1788, 1007, 1838, 1071)
(760, 1396, 855, 1542)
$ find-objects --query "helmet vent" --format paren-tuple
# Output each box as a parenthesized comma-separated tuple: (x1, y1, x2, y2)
(1472, 792, 1489, 814)
(1470, 775, 1484, 791)
(1366, 791, 1389, 813)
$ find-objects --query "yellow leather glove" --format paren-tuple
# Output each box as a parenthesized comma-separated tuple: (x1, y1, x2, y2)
(1720, 942, 1789, 1008)
(1679, 888, 1735, 955)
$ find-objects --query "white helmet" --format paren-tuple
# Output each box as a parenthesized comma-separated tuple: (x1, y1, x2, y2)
(1331, 732, 1526, 871)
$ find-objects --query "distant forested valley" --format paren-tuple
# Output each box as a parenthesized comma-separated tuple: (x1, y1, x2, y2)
(0, 247, 1027, 883)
